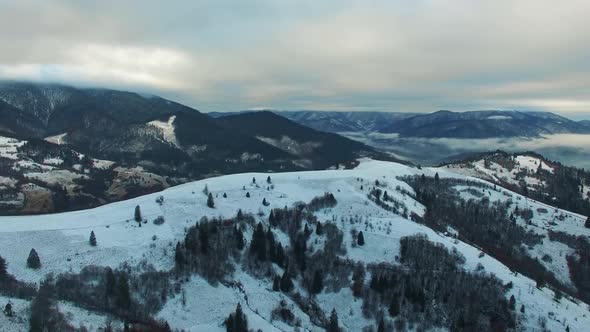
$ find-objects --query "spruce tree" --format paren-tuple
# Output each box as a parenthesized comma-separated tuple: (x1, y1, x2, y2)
(134, 205, 142, 223)
(250, 223, 266, 261)
(235, 227, 245, 251)
(434, 172, 440, 183)
(199, 223, 209, 255)
(316, 221, 324, 235)
(269, 210, 276, 227)
(237, 209, 244, 220)
(246, 192, 250, 198)
(252, 177, 256, 184)
(89, 231, 97, 246)
(0, 255, 6, 277)
(357, 231, 365, 246)
(389, 298, 400, 317)
(3, 302, 13, 317)
(105, 268, 116, 298)
(29, 278, 55, 332)
(267, 176, 272, 184)
(225, 303, 248, 332)
(262, 198, 269, 206)
(223, 192, 227, 198)
(509, 295, 516, 310)
(351, 265, 365, 298)
(27, 249, 41, 269)
(520, 304, 525, 313)
(174, 242, 185, 269)
(116, 274, 131, 311)
(585, 216, 590, 229)
(311, 270, 324, 295)
(207, 193, 215, 208)
(280, 272, 293, 292)
(328, 308, 340, 332)
(272, 276, 280, 292)
(275, 243, 285, 267)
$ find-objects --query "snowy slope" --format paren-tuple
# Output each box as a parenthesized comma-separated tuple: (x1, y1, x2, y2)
(0, 159, 588, 331)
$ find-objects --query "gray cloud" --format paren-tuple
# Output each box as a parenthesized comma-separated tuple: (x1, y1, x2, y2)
(0, 0, 589, 115)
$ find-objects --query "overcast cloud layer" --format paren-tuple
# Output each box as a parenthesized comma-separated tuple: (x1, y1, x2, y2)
(0, 0, 589, 115)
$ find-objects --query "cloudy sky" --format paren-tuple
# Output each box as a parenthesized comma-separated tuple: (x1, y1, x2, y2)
(0, 0, 589, 117)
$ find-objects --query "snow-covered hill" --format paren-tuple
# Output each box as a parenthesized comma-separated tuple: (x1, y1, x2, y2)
(0, 135, 169, 215)
(442, 151, 590, 217)
(0, 159, 589, 331)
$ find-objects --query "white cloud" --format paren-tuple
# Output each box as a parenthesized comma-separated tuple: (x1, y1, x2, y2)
(0, 0, 589, 114)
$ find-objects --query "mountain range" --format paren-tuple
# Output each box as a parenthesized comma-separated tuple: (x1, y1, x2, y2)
(0, 82, 384, 214)
(276, 110, 590, 138)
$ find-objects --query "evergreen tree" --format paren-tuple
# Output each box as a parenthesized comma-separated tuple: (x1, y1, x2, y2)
(275, 243, 285, 267)
(105, 268, 116, 298)
(585, 216, 590, 229)
(3, 302, 13, 317)
(357, 231, 365, 246)
(311, 270, 324, 295)
(237, 209, 244, 220)
(0, 255, 6, 276)
(389, 298, 400, 317)
(280, 272, 293, 292)
(267, 176, 272, 184)
(246, 192, 250, 198)
(27, 248, 41, 269)
(174, 242, 185, 269)
(377, 317, 385, 332)
(250, 223, 267, 261)
(272, 276, 281, 291)
(262, 198, 269, 206)
(328, 308, 340, 332)
(203, 184, 209, 196)
(116, 274, 131, 311)
(29, 278, 56, 332)
(207, 193, 215, 208)
(235, 227, 245, 251)
(225, 314, 234, 332)
(509, 295, 516, 310)
(199, 223, 209, 255)
(520, 304, 525, 314)
(434, 172, 440, 183)
(225, 303, 248, 332)
(293, 236, 307, 271)
(89, 231, 97, 246)
(223, 192, 227, 198)
(316, 221, 324, 235)
(134, 205, 142, 223)
(269, 210, 276, 227)
(383, 191, 389, 201)
(351, 265, 365, 298)
(252, 177, 256, 184)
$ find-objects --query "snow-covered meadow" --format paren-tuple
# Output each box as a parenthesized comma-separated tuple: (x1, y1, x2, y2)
(1, 159, 589, 331)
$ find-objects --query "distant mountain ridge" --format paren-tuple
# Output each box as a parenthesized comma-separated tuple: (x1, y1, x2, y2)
(0, 82, 383, 214)
(250, 109, 590, 139)
(378, 110, 590, 138)
(213, 111, 384, 169)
